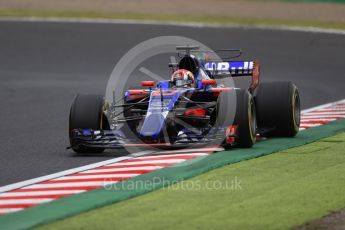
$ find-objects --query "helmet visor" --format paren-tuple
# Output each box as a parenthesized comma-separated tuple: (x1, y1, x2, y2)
(175, 79, 191, 87)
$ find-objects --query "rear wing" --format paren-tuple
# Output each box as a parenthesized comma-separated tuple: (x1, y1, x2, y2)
(203, 61, 254, 76)
(203, 61, 260, 92)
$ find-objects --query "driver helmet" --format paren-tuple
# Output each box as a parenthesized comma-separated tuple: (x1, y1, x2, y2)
(171, 69, 194, 87)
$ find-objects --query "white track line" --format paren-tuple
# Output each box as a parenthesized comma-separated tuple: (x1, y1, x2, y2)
(301, 99, 345, 114)
(300, 124, 322, 128)
(0, 208, 23, 213)
(301, 115, 345, 119)
(0, 190, 86, 197)
(154, 147, 224, 154)
(79, 166, 163, 174)
(312, 108, 345, 112)
(302, 112, 345, 116)
(300, 118, 336, 122)
(52, 174, 140, 180)
(25, 181, 117, 189)
(131, 152, 209, 159)
(107, 159, 185, 166)
(0, 199, 53, 205)
(1, 17, 345, 35)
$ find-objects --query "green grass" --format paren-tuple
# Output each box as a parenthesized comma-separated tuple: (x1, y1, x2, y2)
(1, 9, 345, 30)
(36, 132, 345, 230)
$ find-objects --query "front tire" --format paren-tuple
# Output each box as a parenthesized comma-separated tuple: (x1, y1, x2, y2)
(234, 90, 257, 148)
(69, 94, 106, 153)
(217, 89, 256, 148)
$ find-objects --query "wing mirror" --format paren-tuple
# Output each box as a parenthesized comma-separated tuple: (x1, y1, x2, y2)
(141, 81, 155, 87)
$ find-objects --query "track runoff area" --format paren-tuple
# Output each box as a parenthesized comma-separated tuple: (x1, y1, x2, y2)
(0, 99, 345, 215)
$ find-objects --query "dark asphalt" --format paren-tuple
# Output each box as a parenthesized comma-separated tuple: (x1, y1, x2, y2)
(0, 21, 344, 186)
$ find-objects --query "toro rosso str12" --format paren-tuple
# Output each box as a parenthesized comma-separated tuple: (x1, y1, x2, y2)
(69, 46, 300, 153)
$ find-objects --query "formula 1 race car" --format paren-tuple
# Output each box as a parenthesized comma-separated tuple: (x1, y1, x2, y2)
(69, 46, 300, 153)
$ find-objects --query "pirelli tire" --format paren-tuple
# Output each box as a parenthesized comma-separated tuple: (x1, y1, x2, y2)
(217, 89, 256, 148)
(69, 94, 106, 153)
(255, 82, 300, 137)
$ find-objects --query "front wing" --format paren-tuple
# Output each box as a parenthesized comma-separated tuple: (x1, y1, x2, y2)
(69, 127, 235, 150)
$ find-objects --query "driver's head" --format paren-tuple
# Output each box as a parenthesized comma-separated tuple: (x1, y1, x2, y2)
(171, 69, 194, 87)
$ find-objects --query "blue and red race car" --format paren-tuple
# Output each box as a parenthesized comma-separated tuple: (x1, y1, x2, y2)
(69, 46, 300, 153)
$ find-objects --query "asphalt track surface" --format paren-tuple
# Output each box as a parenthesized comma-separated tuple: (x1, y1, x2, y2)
(0, 21, 345, 187)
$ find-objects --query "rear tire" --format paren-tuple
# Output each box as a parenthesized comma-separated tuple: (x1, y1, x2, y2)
(217, 89, 256, 148)
(69, 94, 106, 153)
(255, 82, 300, 137)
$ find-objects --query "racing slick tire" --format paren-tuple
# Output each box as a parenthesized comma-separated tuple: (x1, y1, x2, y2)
(217, 89, 256, 148)
(69, 94, 106, 153)
(255, 81, 300, 137)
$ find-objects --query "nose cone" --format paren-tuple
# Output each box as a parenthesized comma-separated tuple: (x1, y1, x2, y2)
(139, 89, 181, 139)
(139, 112, 166, 138)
